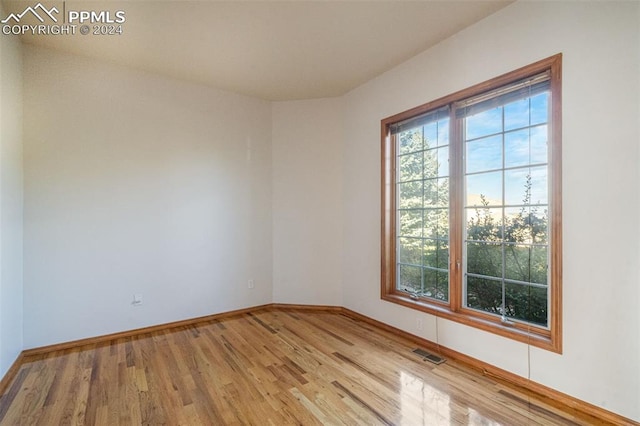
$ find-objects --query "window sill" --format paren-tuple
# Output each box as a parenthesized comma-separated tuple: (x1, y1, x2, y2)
(382, 292, 561, 353)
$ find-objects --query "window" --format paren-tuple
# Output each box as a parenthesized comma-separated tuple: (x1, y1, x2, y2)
(381, 54, 562, 352)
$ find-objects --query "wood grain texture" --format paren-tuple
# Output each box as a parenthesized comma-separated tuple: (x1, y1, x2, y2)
(20, 304, 272, 358)
(0, 307, 625, 425)
(0, 353, 24, 397)
(340, 308, 637, 426)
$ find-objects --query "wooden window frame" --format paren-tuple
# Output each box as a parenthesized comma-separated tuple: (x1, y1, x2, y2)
(381, 54, 562, 353)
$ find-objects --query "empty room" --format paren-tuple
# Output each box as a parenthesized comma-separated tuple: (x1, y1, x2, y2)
(0, 0, 638, 424)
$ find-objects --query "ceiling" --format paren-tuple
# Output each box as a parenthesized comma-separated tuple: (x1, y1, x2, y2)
(3, 1, 513, 101)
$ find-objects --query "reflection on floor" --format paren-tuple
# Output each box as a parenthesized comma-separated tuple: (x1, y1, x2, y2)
(0, 308, 605, 425)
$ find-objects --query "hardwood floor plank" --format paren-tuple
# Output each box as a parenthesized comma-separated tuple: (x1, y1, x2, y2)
(332, 380, 394, 426)
(0, 366, 30, 423)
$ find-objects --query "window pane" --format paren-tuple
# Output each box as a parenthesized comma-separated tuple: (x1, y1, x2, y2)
(437, 147, 449, 177)
(504, 166, 547, 206)
(423, 150, 438, 179)
(424, 178, 437, 206)
(466, 207, 503, 242)
(399, 152, 423, 182)
(424, 178, 449, 207)
(531, 208, 549, 244)
(505, 127, 548, 168)
(466, 171, 502, 206)
(399, 181, 423, 209)
(398, 264, 422, 293)
(437, 239, 449, 270)
(505, 283, 547, 326)
(466, 276, 502, 315)
(399, 237, 422, 265)
(503, 167, 529, 206)
(399, 209, 422, 237)
(504, 206, 548, 244)
(438, 178, 449, 207)
(530, 125, 548, 164)
(424, 208, 448, 239)
(530, 246, 548, 284)
(504, 98, 529, 131)
(438, 208, 449, 239)
(466, 242, 502, 278)
(504, 207, 530, 243)
(504, 130, 530, 168)
(437, 271, 449, 301)
(423, 268, 437, 293)
(466, 135, 502, 174)
(398, 129, 422, 155)
(466, 107, 502, 140)
(424, 269, 449, 302)
(437, 119, 450, 147)
(530, 92, 549, 126)
(423, 122, 438, 150)
(423, 238, 449, 270)
(423, 238, 437, 267)
(504, 244, 533, 283)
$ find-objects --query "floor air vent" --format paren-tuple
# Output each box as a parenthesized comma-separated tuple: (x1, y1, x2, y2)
(413, 348, 445, 365)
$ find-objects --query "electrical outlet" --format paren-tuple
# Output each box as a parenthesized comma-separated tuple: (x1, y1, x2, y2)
(248, 279, 255, 289)
(132, 294, 143, 306)
(416, 318, 423, 331)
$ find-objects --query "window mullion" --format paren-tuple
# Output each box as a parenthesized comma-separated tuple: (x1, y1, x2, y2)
(420, 127, 425, 296)
(449, 108, 464, 312)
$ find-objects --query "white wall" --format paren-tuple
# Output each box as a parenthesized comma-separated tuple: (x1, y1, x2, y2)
(272, 99, 343, 305)
(0, 3, 24, 378)
(23, 46, 273, 348)
(341, 1, 639, 421)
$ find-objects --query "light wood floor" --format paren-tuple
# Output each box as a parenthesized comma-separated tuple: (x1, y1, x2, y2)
(0, 308, 605, 425)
